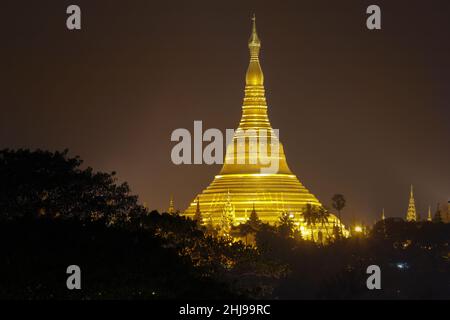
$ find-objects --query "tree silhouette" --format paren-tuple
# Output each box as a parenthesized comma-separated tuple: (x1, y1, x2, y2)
(332, 222, 341, 241)
(331, 194, 346, 235)
(433, 203, 443, 223)
(303, 204, 318, 242)
(193, 197, 203, 227)
(316, 206, 331, 244)
(248, 204, 262, 232)
(278, 212, 295, 238)
(0, 149, 144, 225)
(237, 223, 253, 245)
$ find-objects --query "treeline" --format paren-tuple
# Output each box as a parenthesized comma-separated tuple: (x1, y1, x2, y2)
(0, 149, 284, 299)
(0, 149, 449, 299)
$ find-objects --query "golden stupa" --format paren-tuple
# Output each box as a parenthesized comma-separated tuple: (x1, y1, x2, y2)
(184, 16, 342, 237)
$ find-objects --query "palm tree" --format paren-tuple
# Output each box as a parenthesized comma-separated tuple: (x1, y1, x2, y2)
(331, 194, 346, 235)
(278, 211, 295, 238)
(302, 204, 318, 242)
(316, 206, 331, 244)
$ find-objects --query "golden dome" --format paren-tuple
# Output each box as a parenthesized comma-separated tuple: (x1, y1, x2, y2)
(184, 16, 328, 229)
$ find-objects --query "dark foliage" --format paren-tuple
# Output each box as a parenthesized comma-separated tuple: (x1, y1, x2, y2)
(272, 219, 450, 299)
(0, 148, 144, 225)
(0, 149, 282, 299)
(0, 217, 236, 299)
(0, 149, 449, 299)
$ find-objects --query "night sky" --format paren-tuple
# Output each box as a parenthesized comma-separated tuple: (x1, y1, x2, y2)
(2, 0, 450, 224)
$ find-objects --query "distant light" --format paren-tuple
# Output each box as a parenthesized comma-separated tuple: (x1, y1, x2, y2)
(354, 226, 363, 233)
(289, 213, 294, 218)
(396, 262, 409, 270)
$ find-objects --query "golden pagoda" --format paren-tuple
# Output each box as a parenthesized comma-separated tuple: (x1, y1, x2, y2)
(427, 205, 432, 222)
(184, 16, 343, 238)
(167, 195, 175, 214)
(406, 185, 417, 222)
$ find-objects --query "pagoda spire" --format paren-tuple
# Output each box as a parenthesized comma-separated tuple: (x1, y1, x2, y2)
(168, 195, 175, 214)
(427, 205, 432, 222)
(194, 196, 202, 224)
(406, 184, 417, 222)
(248, 14, 261, 59)
(245, 14, 265, 95)
(220, 190, 235, 235)
(223, 189, 235, 221)
(381, 208, 385, 221)
(219, 15, 293, 175)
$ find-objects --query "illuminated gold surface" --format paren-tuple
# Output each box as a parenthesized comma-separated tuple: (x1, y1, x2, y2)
(406, 185, 417, 222)
(167, 195, 175, 214)
(184, 16, 345, 238)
